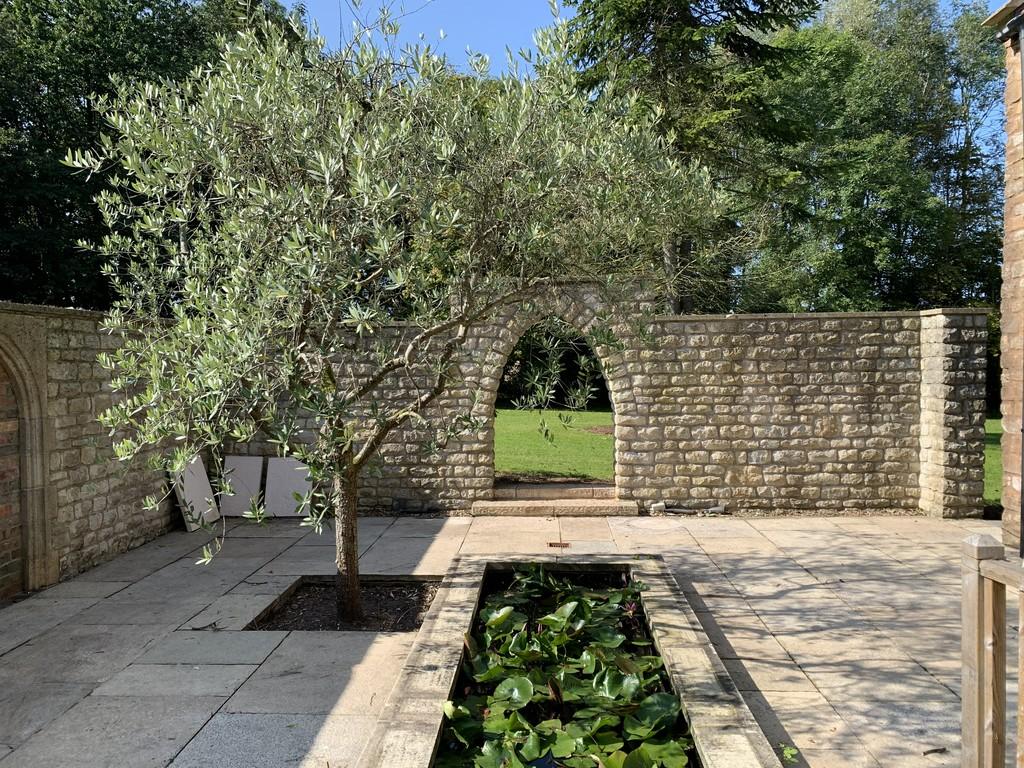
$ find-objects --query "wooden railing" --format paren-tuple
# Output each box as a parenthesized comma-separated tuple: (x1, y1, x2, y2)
(963, 533, 1018, 768)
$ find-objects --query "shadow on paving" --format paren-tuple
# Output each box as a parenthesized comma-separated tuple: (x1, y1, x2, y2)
(0, 515, 1008, 767)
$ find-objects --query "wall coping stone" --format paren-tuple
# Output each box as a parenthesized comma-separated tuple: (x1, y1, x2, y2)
(0, 301, 106, 321)
(0, 301, 990, 326)
(654, 307, 990, 322)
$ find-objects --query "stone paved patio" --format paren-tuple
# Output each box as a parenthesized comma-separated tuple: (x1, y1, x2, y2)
(0, 514, 1010, 767)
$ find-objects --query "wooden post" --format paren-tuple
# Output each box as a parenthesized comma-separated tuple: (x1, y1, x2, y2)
(984, 577, 1007, 768)
(963, 533, 1005, 768)
(1017, 586, 1024, 768)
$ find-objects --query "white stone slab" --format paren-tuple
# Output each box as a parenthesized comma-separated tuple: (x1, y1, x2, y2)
(264, 458, 311, 518)
(219, 456, 264, 517)
(173, 456, 220, 531)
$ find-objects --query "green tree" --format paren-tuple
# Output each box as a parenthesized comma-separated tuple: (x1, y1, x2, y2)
(0, 0, 287, 309)
(738, 0, 1003, 314)
(69, 15, 685, 617)
(564, 0, 821, 312)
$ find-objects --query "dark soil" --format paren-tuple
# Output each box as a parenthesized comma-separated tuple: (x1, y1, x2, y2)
(250, 580, 439, 632)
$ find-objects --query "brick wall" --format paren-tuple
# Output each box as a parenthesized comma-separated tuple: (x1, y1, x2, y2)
(1003, 36, 1024, 547)
(0, 365, 19, 597)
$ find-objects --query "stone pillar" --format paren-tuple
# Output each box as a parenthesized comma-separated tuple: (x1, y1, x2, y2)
(918, 309, 988, 518)
(1000, 28, 1024, 547)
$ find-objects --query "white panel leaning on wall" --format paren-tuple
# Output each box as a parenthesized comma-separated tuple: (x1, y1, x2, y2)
(219, 456, 264, 517)
(264, 457, 312, 517)
(173, 456, 221, 531)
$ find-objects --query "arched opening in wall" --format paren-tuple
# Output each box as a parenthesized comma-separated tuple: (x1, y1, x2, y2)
(492, 318, 615, 497)
(0, 358, 20, 599)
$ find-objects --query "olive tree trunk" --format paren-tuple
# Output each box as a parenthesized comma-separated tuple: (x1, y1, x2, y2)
(334, 459, 362, 620)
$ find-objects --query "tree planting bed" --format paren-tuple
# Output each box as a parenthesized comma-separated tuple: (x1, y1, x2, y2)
(355, 556, 782, 768)
(249, 578, 439, 632)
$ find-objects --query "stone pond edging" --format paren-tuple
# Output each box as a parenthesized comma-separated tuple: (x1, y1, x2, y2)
(355, 554, 783, 768)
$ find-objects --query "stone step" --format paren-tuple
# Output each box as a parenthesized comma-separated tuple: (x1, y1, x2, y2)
(492, 483, 616, 501)
(470, 499, 638, 517)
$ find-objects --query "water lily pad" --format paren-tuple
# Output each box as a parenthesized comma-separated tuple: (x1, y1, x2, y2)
(485, 605, 515, 627)
(493, 676, 534, 709)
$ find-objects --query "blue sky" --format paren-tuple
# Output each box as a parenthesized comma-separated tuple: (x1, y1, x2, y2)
(293, 1, 568, 70)
(294, 0, 1012, 70)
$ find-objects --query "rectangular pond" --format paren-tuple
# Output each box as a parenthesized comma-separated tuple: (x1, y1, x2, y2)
(356, 555, 782, 768)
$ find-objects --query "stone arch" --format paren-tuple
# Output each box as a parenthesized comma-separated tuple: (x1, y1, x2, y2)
(0, 357, 19, 597)
(0, 331, 53, 593)
(468, 285, 639, 499)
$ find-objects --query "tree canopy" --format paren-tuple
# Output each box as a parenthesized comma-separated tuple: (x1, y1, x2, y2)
(0, 0, 288, 308)
(740, 0, 1003, 315)
(70, 14, 685, 615)
(564, 0, 1004, 320)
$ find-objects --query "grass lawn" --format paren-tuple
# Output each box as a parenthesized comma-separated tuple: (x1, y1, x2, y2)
(986, 416, 1002, 506)
(494, 407, 614, 481)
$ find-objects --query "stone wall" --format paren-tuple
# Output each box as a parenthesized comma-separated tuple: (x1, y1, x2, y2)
(350, 287, 987, 518)
(44, 310, 173, 577)
(0, 294, 989, 591)
(919, 311, 989, 518)
(0, 303, 172, 591)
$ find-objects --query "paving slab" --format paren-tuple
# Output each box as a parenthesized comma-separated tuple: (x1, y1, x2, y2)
(74, 536, 211, 582)
(557, 539, 619, 553)
(0, 513, 1003, 768)
(224, 631, 412, 715)
(359, 531, 465, 576)
(110, 558, 269, 602)
(254, 546, 337, 577)
(833, 698, 961, 766)
(0, 694, 225, 768)
(219, 520, 308, 537)
(467, 516, 559, 535)
(294, 518, 393, 551)
(0, 676, 93, 746)
(772, 626, 912, 665)
(0, 597, 101, 655)
(558, 516, 613, 540)
(801, 658, 957, 701)
(179, 594, 280, 630)
(68, 596, 214, 627)
(744, 690, 870, 754)
(458, 528, 567, 554)
(228, 574, 301, 595)
(138, 630, 287, 665)
(209, 536, 297, 559)
(724, 658, 819, 693)
(168, 712, 377, 768)
(0, 622, 170, 684)
(795, 749, 882, 768)
(93, 663, 257, 697)
(36, 581, 132, 599)
(385, 516, 470, 538)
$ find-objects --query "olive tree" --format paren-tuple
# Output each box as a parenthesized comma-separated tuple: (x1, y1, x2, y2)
(69, 13, 685, 618)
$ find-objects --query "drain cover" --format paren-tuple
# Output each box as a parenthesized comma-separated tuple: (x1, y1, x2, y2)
(548, 542, 570, 548)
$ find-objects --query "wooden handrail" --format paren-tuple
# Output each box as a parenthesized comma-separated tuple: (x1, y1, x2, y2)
(963, 534, 1013, 768)
(980, 558, 1023, 589)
